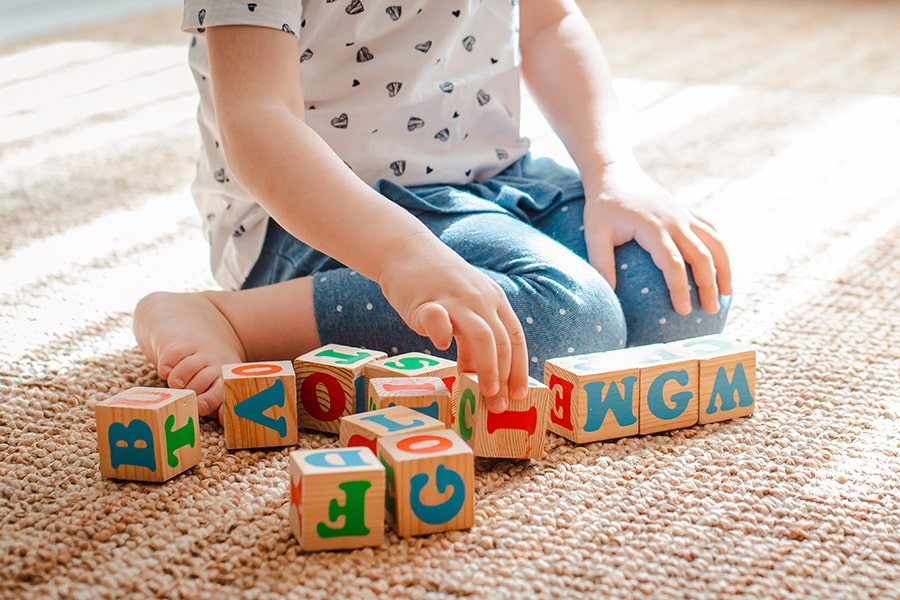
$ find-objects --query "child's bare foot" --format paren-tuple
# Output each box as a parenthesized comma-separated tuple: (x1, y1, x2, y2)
(133, 291, 246, 417)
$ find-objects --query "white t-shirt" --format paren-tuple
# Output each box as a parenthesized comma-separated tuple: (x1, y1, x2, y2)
(182, 0, 530, 290)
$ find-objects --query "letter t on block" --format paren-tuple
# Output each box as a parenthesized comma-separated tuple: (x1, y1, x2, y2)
(289, 447, 385, 552)
(222, 361, 298, 450)
(95, 386, 200, 482)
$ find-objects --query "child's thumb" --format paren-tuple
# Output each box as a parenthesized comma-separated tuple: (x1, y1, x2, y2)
(410, 302, 453, 350)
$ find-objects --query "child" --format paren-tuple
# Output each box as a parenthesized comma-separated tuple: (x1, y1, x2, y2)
(134, 0, 732, 419)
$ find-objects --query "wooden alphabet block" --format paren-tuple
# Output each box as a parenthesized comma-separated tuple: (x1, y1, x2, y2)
(95, 386, 200, 482)
(543, 346, 649, 443)
(339, 405, 446, 453)
(456, 373, 550, 459)
(368, 376, 452, 426)
(289, 446, 385, 552)
(294, 344, 388, 434)
(364, 352, 459, 409)
(377, 429, 474, 537)
(663, 334, 756, 423)
(222, 361, 298, 450)
(632, 344, 701, 435)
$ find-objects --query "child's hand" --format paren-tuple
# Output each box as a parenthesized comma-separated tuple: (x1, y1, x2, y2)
(583, 160, 733, 314)
(377, 237, 529, 412)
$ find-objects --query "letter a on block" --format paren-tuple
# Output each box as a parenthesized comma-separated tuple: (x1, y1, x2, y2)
(223, 361, 298, 450)
(233, 380, 288, 437)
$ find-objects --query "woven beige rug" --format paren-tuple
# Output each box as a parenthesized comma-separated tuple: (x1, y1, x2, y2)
(2, 1, 899, 597)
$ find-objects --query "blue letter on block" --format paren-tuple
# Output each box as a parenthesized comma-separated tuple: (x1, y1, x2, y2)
(409, 464, 465, 525)
(305, 448, 370, 469)
(233, 379, 287, 437)
(108, 419, 156, 471)
(360, 412, 426, 433)
(583, 376, 638, 432)
(705, 363, 754, 415)
(388, 401, 440, 421)
(647, 370, 693, 420)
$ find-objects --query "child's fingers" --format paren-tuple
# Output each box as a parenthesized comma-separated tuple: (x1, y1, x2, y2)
(693, 220, 733, 296)
(674, 230, 719, 314)
(636, 228, 692, 315)
(501, 308, 530, 401)
(585, 223, 618, 290)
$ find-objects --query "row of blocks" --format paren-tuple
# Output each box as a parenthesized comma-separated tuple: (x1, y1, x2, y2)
(96, 335, 756, 541)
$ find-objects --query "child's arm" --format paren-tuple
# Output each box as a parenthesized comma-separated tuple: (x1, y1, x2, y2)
(519, 0, 732, 315)
(205, 25, 528, 410)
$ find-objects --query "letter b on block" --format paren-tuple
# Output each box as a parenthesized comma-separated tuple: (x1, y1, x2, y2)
(378, 429, 474, 537)
(95, 387, 201, 482)
(289, 447, 385, 551)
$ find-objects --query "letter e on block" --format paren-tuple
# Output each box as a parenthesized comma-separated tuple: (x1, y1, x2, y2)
(543, 347, 647, 443)
(665, 335, 756, 424)
(457, 373, 550, 459)
(295, 344, 387, 434)
(222, 361, 298, 450)
(289, 447, 385, 552)
(339, 405, 445, 453)
(377, 430, 474, 537)
(95, 386, 200, 482)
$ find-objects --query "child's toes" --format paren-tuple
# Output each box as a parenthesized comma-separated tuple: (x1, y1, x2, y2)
(156, 341, 196, 381)
(195, 375, 224, 417)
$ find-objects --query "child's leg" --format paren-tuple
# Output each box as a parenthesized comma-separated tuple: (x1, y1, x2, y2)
(310, 210, 627, 377)
(133, 277, 319, 417)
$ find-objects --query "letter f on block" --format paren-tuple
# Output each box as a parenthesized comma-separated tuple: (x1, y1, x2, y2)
(317, 480, 372, 538)
(233, 379, 288, 437)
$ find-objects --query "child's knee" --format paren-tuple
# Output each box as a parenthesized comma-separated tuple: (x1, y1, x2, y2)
(517, 268, 626, 374)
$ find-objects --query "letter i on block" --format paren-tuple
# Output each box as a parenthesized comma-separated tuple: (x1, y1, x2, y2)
(635, 344, 700, 435)
(456, 373, 550, 459)
(378, 429, 474, 537)
(289, 447, 385, 552)
(339, 405, 446, 454)
(364, 352, 459, 408)
(295, 344, 387, 434)
(368, 376, 452, 426)
(664, 335, 756, 423)
(543, 346, 650, 444)
(222, 361, 298, 450)
(95, 387, 200, 482)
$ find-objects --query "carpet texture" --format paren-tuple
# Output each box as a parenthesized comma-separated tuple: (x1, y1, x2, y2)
(2, 1, 899, 598)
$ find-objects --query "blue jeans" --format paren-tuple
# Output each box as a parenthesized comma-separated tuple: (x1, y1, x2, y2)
(243, 154, 731, 377)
